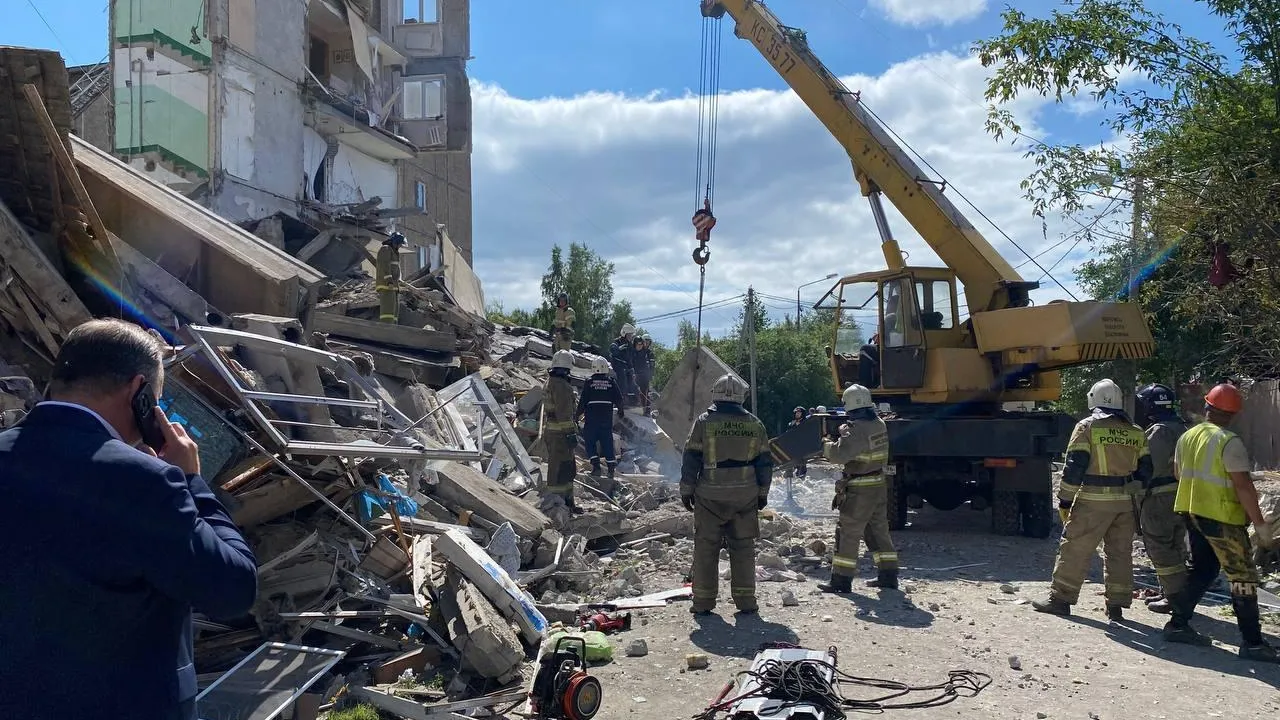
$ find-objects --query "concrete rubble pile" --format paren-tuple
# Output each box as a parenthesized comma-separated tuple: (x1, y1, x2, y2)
(0, 46, 698, 719)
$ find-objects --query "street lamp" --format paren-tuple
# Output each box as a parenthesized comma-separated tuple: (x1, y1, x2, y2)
(796, 273, 839, 325)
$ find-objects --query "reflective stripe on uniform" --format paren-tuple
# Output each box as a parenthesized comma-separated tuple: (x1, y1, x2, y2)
(846, 474, 884, 487)
(1154, 563, 1186, 578)
(731, 586, 754, 597)
(545, 420, 576, 431)
(1174, 423, 1247, 525)
(692, 587, 717, 599)
(1074, 486, 1133, 503)
(832, 554, 858, 569)
(872, 551, 898, 563)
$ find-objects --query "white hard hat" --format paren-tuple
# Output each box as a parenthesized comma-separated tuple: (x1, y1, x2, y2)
(591, 357, 610, 374)
(1087, 378, 1123, 411)
(551, 350, 574, 371)
(842, 384, 873, 411)
(621, 323, 636, 337)
(816, 405, 828, 414)
(709, 374, 748, 404)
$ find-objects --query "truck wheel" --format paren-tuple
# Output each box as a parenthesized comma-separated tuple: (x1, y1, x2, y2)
(1019, 491, 1053, 539)
(887, 474, 908, 531)
(990, 489, 1021, 536)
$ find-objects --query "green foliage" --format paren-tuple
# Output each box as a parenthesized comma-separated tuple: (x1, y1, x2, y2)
(495, 243, 636, 349)
(975, 0, 1280, 388)
(652, 300, 845, 434)
(327, 705, 382, 720)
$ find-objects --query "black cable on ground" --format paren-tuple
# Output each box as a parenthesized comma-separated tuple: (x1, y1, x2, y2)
(693, 651, 992, 719)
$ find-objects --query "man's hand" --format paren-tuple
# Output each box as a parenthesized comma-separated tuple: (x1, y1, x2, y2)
(831, 493, 841, 511)
(839, 423, 851, 438)
(145, 407, 201, 476)
(1256, 519, 1276, 549)
(682, 494, 696, 512)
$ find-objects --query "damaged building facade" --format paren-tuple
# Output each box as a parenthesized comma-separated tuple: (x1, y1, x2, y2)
(101, 0, 474, 275)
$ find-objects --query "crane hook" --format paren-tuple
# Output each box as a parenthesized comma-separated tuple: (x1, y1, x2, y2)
(692, 244, 711, 266)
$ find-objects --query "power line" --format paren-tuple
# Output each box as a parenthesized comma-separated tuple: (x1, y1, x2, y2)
(25, 0, 67, 51)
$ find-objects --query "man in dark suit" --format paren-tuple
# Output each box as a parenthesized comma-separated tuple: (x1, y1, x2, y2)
(0, 319, 259, 720)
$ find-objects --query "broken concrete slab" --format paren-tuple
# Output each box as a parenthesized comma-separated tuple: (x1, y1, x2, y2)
(433, 461, 549, 539)
(654, 345, 742, 451)
(312, 311, 457, 353)
(435, 528, 548, 645)
(439, 567, 524, 682)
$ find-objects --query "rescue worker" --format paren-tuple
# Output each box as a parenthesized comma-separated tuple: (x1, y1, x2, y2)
(819, 384, 898, 592)
(1034, 379, 1151, 621)
(577, 357, 623, 478)
(609, 323, 636, 408)
(681, 374, 773, 615)
(375, 233, 407, 323)
(1133, 383, 1191, 614)
(632, 335, 655, 416)
(541, 350, 580, 512)
(1163, 383, 1279, 661)
(782, 407, 809, 481)
(552, 293, 575, 353)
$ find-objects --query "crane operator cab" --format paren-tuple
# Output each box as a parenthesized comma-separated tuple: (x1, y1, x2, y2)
(816, 267, 959, 399)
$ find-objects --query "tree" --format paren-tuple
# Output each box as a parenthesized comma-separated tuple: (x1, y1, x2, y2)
(501, 243, 636, 349)
(974, 0, 1280, 404)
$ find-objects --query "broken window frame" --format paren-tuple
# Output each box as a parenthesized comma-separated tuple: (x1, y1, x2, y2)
(195, 641, 346, 720)
(401, 0, 439, 24)
(410, 372, 541, 484)
(183, 324, 478, 461)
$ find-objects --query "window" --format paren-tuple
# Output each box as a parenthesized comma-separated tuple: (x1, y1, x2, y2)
(914, 279, 955, 330)
(402, 0, 438, 23)
(308, 35, 329, 78)
(402, 77, 443, 120)
(414, 180, 427, 210)
(881, 277, 923, 348)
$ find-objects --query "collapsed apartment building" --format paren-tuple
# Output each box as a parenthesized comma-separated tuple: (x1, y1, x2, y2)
(0, 43, 747, 719)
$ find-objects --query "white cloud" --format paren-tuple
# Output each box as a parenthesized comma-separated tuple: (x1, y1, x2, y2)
(471, 50, 1090, 346)
(868, 0, 986, 27)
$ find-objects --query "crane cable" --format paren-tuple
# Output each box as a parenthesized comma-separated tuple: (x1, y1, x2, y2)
(692, 13, 723, 349)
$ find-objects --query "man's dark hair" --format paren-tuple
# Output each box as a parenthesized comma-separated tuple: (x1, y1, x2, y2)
(50, 319, 163, 396)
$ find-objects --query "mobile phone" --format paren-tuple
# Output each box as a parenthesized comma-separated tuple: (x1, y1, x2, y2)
(131, 382, 168, 452)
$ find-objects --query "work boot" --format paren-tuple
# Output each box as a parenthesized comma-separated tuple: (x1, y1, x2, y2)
(1162, 621, 1211, 646)
(690, 606, 714, 616)
(866, 569, 898, 590)
(1239, 642, 1280, 663)
(1032, 596, 1071, 616)
(590, 462, 601, 478)
(1146, 598, 1173, 614)
(607, 462, 616, 479)
(819, 574, 853, 594)
(1105, 604, 1124, 622)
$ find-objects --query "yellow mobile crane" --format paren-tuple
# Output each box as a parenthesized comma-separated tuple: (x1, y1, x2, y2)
(702, 0, 1154, 537)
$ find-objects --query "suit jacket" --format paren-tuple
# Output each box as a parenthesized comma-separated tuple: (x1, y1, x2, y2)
(0, 403, 258, 720)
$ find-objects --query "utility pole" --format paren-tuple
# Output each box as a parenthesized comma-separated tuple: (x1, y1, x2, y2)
(1122, 177, 1144, 418)
(746, 286, 759, 413)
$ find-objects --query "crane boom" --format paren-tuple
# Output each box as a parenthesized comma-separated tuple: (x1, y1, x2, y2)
(702, 0, 1028, 315)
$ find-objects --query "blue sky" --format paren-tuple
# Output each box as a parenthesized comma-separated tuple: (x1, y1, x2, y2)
(5, 0, 1236, 344)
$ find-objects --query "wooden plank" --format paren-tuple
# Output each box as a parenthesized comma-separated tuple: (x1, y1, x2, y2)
(110, 232, 219, 324)
(0, 198, 92, 332)
(7, 284, 59, 356)
(411, 535, 433, 611)
(20, 84, 123, 279)
(311, 311, 457, 352)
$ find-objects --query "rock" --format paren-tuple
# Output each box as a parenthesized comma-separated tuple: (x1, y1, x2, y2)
(806, 539, 828, 555)
(822, 615, 834, 622)
(1008, 655, 1022, 670)
(626, 639, 649, 657)
(620, 566, 643, 584)
(903, 584, 918, 594)
(758, 552, 787, 570)
(686, 653, 710, 670)
(928, 602, 941, 612)
(605, 579, 631, 597)
(647, 543, 667, 561)
(1037, 714, 1048, 719)
(781, 589, 800, 607)
(999, 583, 1017, 594)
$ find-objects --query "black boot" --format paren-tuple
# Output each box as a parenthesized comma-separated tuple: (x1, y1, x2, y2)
(819, 574, 853, 594)
(866, 568, 898, 590)
(607, 462, 616, 479)
(1032, 596, 1071, 616)
(1161, 590, 1211, 645)
(1105, 604, 1124, 622)
(1239, 642, 1280, 663)
(1231, 593, 1276, 661)
(590, 462, 601, 478)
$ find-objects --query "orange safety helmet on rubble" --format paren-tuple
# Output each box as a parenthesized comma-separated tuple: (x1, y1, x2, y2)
(1205, 383, 1244, 414)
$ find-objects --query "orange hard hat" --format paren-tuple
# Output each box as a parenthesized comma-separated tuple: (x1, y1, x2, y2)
(1205, 383, 1243, 414)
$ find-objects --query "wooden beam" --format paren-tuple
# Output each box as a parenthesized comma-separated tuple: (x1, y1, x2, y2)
(7, 284, 59, 356)
(20, 84, 124, 280)
(311, 311, 457, 353)
(0, 199, 92, 333)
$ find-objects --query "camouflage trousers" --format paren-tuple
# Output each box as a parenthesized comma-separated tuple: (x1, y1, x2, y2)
(1184, 514, 1265, 645)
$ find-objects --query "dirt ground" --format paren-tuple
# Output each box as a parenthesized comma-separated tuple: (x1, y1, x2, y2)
(583, 487, 1280, 720)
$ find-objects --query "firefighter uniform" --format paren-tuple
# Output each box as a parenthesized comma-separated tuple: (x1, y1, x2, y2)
(553, 302, 576, 353)
(609, 331, 635, 407)
(375, 235, 405, 323)
(542, 353, 579, 507)
(1141, 417, 1190, 600)
(823, 414, 898, 590)
(681, 377, 772, 614)
(1036, 388, 1152, 618)
(577, 361, 622, 478)
(1167, 402, 1278, 660)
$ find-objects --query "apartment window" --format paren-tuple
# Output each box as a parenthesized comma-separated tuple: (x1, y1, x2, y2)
(308, 35, 329, 78)
(403, 0, 438, 23)
(414, 181, 427, 210)
(402, 77, 443, 120)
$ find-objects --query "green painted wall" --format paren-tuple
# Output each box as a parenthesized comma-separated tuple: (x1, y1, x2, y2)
(115, 85, 210, 177)
(113, 0, 212, 64)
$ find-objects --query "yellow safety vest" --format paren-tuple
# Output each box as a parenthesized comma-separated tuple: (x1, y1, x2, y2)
(1173, 422, 1247, 526)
